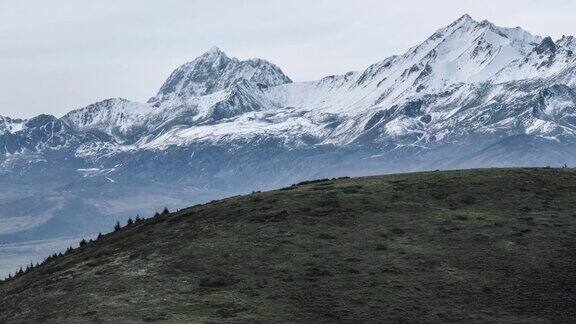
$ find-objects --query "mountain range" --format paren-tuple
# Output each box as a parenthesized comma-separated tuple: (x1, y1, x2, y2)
(2, 14, 576, 247)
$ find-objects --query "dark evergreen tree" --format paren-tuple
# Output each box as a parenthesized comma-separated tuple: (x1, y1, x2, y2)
(162, 207, 170, 215)
(135, 214, 141, 222)
(127, 217, 134, 226)
(66, 246, 73, 253)
(114, 221, 122, 232)
(97, 232, 103, 240)
(79, 239, 88, 247)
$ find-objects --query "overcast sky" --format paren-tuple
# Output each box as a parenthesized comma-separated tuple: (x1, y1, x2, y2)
(2, 0, 576, 118)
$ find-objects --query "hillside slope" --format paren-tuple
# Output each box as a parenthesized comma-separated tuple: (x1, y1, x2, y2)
(1, 168, 575, 323)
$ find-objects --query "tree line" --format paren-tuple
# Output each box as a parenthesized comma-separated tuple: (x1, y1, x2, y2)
(1, 207, 171, 282)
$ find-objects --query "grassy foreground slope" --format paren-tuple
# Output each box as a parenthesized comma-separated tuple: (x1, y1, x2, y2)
(1, 168, 575, 323)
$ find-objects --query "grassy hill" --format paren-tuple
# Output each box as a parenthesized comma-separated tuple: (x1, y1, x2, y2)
(1, 168, 575, 323)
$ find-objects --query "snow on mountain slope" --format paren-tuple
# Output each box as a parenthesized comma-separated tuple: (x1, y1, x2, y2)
(139, 107, 329, 149)
(55, 48, 293, 150)
(0, 116, 25, 134)
(493, 36, 576, 83)
(264, 14, 542, 120)
(3, 14, 576, 162)
(0, 115, 78, 155)
(151, 46, 292, 102)
(370, 14, 540, 97)
(62, 98, 153, 143)
(252, 15, 555, 148)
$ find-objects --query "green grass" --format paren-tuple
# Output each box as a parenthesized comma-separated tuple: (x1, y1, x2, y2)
(1, 168, 575, 323)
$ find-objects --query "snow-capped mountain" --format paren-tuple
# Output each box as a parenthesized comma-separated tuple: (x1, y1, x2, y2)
(2, 14, 576, 242)
(152, 46, 292, 101)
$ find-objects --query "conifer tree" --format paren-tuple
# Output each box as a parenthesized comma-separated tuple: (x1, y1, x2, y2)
(114, 221, 122, 232)
(127, 217, 134, 226)
(162, 207, 170, 215)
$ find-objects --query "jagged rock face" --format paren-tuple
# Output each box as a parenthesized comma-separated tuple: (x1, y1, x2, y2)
(151, 47, 292, 101)
(0, 116, 24, 134)
(61, 98, 153, 144)
(2, 15, 576, 242)
(0, 115, 78, 155)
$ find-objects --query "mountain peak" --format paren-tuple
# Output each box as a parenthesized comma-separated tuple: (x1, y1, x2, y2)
(202, 46, 228, 59)
(206, 46, 223, 55)
(557, 35, 576, 50)
(428, 14, 479, 41)
(535, 36, 557, 55)
(457, 13, 474, 23)
(151, 50, 291, 101)
(448, 14, 476, 28)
